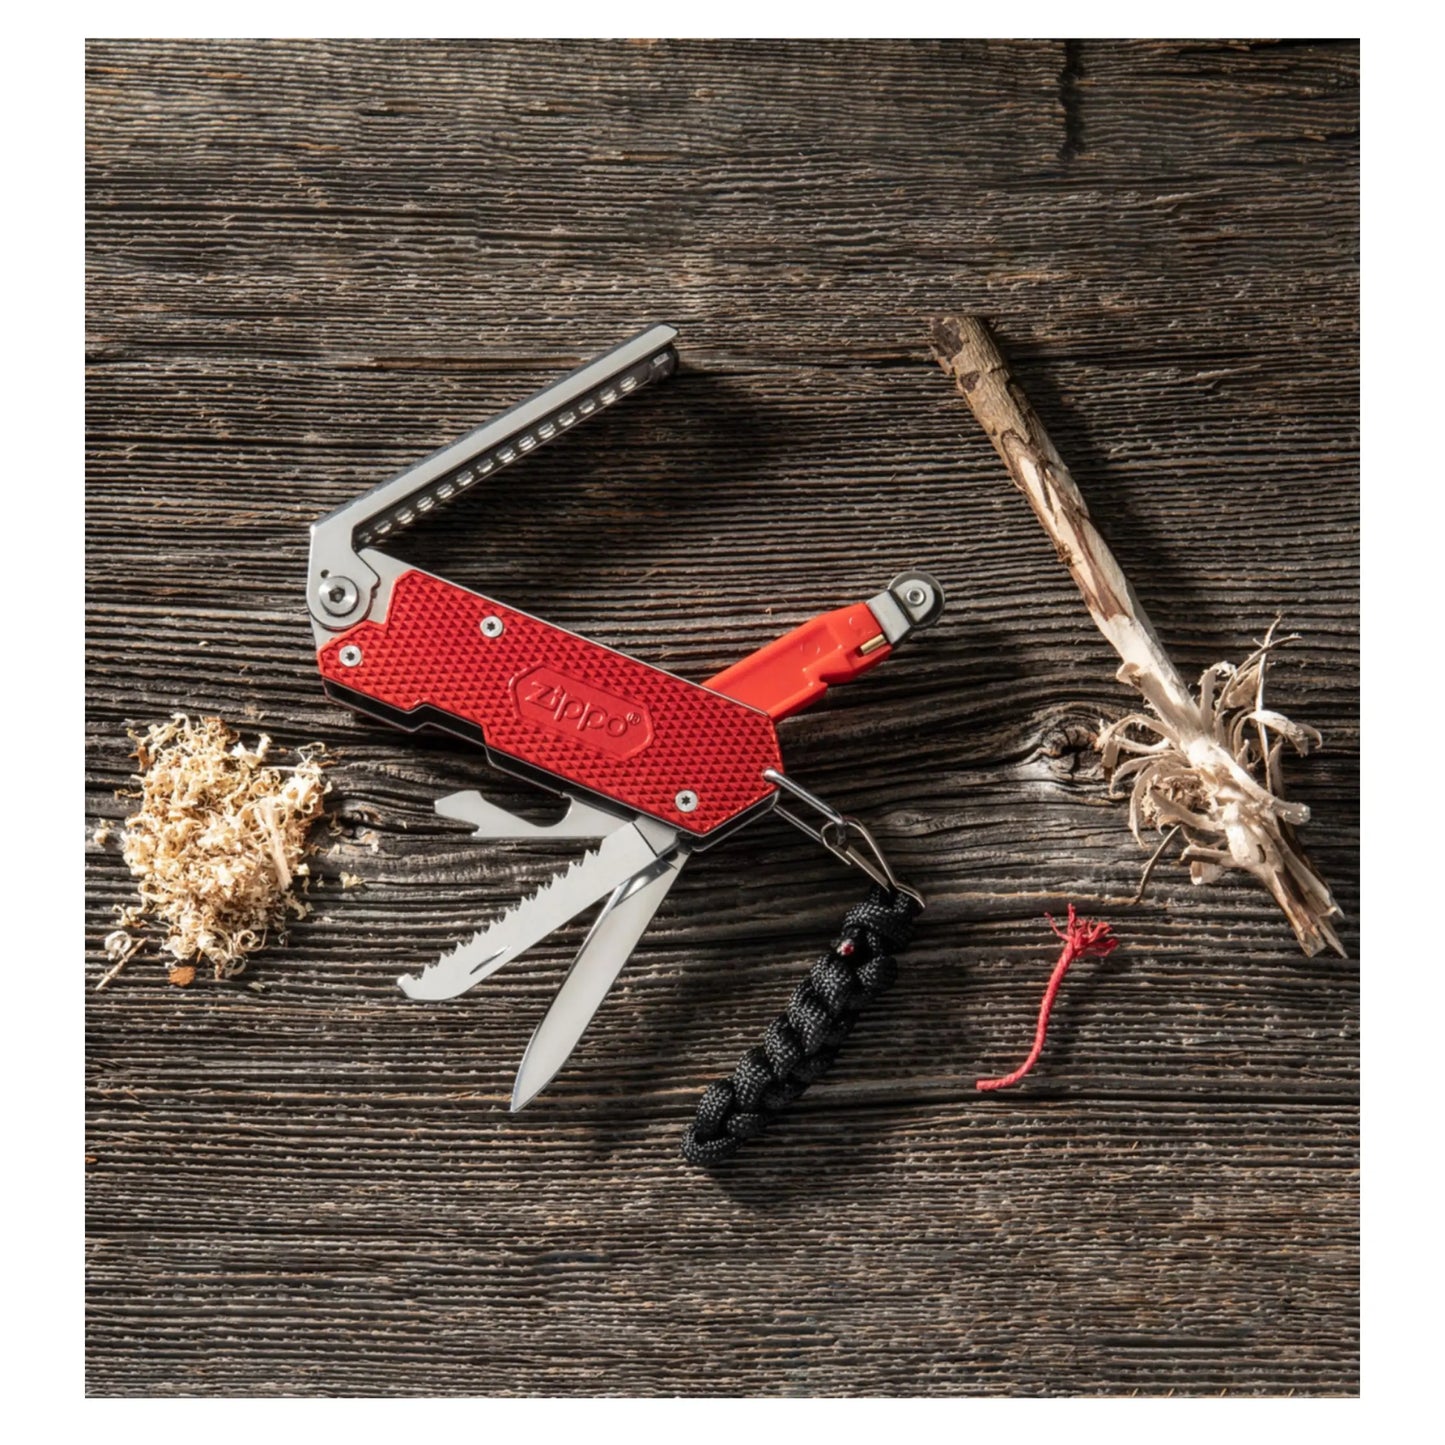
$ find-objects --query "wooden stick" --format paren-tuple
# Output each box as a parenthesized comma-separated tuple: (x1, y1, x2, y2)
(929, 316, 1344, 958)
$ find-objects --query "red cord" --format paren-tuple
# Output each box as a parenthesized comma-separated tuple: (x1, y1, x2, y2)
(975, 905, 1118, 1092)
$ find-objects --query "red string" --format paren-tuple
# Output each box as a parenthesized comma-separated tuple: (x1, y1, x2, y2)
(975, 905, 1119, 1092)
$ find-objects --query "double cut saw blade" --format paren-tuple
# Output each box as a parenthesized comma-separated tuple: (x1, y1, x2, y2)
(397, 813, 679, 1001)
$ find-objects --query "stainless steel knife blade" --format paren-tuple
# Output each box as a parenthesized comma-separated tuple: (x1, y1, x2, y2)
(509, 848, 689, 1111)
(398, 815, 677, 1001)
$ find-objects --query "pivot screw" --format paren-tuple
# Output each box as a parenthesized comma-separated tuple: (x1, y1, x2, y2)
(904, 583, 929, 608)
(674, 789, 699, 814)
(317, 574, 361, 617)
(480, 616, 505, 638)
(339, 645, 363, 668)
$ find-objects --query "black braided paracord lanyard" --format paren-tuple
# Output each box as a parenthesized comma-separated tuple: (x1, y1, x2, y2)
(680, 885, 922, 1165)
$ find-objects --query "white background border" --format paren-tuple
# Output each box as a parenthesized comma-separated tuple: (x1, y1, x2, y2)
(22, 6, 1402, 1436)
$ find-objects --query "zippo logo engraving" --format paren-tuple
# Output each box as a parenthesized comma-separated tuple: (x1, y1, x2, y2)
(512, 666, 654, 759)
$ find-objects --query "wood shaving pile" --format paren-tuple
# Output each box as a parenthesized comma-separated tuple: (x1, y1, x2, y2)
(102, 715, 329, 986)
(1096, 623, 1341, 953)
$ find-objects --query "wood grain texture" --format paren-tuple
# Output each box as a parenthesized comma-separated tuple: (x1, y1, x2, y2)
(85, 38, 1359, 1397)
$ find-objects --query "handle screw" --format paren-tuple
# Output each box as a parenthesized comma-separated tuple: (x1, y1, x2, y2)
(675, 789, 699, 813)
(339, 645, 363, 668)
(481, 616, 505, 638)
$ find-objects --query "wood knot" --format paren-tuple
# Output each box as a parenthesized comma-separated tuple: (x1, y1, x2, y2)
(1036, 716, 1104, 782)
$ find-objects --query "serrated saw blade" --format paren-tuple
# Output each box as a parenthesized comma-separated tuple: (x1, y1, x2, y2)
(397, 816, 676, 1001)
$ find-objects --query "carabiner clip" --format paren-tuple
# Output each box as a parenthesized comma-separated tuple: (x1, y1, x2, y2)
(763, 769, 924, 906)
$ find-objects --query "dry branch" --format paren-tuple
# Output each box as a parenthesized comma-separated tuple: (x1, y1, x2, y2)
(928, 315, 1344, 957)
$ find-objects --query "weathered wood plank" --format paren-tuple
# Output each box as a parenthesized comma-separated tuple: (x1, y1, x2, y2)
(85, 38, 1358, 1396)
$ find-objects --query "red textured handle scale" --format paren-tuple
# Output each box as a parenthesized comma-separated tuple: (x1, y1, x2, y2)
(316, 569, 783, 839)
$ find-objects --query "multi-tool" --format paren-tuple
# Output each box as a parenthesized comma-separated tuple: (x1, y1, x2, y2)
(307, 325, 943, 1111)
